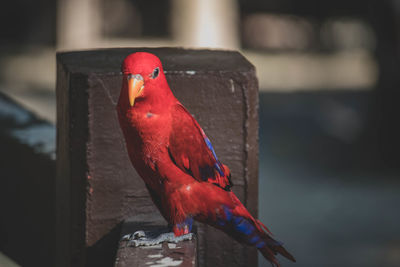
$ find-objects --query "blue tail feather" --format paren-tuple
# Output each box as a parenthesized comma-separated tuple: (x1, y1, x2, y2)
(215, 207, 295, 264)
(235, 217, 255, 235)
(218, 206, 268, 249)
(256, 241, 266, 249)
(249, 235, 261, 244)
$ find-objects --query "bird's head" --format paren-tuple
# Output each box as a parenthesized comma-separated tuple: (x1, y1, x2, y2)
(119, 52, 173, 109)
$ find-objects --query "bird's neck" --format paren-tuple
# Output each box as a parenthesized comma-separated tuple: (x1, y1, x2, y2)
(134, 91, 176, 115)
(140, 84, 177, 113)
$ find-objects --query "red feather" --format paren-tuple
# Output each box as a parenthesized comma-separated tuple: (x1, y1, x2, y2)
(117, 52, 295, 266)
(168, 103, 232, 190)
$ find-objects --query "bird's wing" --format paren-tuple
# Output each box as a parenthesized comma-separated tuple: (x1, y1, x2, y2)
(168, 103, 232, 190)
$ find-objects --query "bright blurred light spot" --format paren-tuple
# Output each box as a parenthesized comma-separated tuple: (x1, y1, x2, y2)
(0, 47, 55, 90)
(0, 252, 20, 267)
(242, 14, 378, 91)
(171, 0, 239, 49)
(245, 50, 378, 91)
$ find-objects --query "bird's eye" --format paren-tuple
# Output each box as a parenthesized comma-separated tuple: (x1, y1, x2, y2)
(152, 67, 160, 79)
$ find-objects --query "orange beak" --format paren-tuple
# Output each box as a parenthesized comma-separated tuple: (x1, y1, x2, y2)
(128, 74, 144, 107)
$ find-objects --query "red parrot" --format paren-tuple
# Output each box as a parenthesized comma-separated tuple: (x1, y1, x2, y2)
(117, 52, 295, 266)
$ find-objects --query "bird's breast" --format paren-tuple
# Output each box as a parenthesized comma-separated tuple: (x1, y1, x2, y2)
(122, 108, 171, 163)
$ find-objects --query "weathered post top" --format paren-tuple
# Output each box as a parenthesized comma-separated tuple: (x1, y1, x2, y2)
(57, 48, 255, 74)
(56, 48, 259, 267)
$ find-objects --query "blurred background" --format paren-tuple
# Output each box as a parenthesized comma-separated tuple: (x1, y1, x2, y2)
(0, 0, 399, 266)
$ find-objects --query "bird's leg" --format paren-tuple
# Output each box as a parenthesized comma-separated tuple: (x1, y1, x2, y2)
(121, 228, 194, 247)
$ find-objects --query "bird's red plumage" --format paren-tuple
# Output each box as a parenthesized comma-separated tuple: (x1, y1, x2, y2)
(117, 52, 295, 266)
(169, 103, 232, 189)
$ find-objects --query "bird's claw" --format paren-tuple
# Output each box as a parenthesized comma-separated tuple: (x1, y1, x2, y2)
(168, 233, 194, 243)
(122, 230, 146, 241)
(121, 230, 194, 247)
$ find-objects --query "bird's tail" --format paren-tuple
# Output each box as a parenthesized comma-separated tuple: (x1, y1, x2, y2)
(215, 193, 296, 267)
(256, 220, 296, 267)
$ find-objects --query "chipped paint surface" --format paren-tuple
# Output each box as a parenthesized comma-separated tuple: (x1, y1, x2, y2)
(230, 79, 235, 93)
(147, 254, 163, 258)
(143, 244, 163, 249)
(147, 256, 183, 267)
(167, 243, 177, 249)
(117, 230, 196, 266)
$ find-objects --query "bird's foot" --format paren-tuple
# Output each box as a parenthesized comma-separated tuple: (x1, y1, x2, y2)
(122, 230, 194, 247)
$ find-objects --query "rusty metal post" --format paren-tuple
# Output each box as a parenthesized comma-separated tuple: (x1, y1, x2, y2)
(56, 48, 259, 266)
